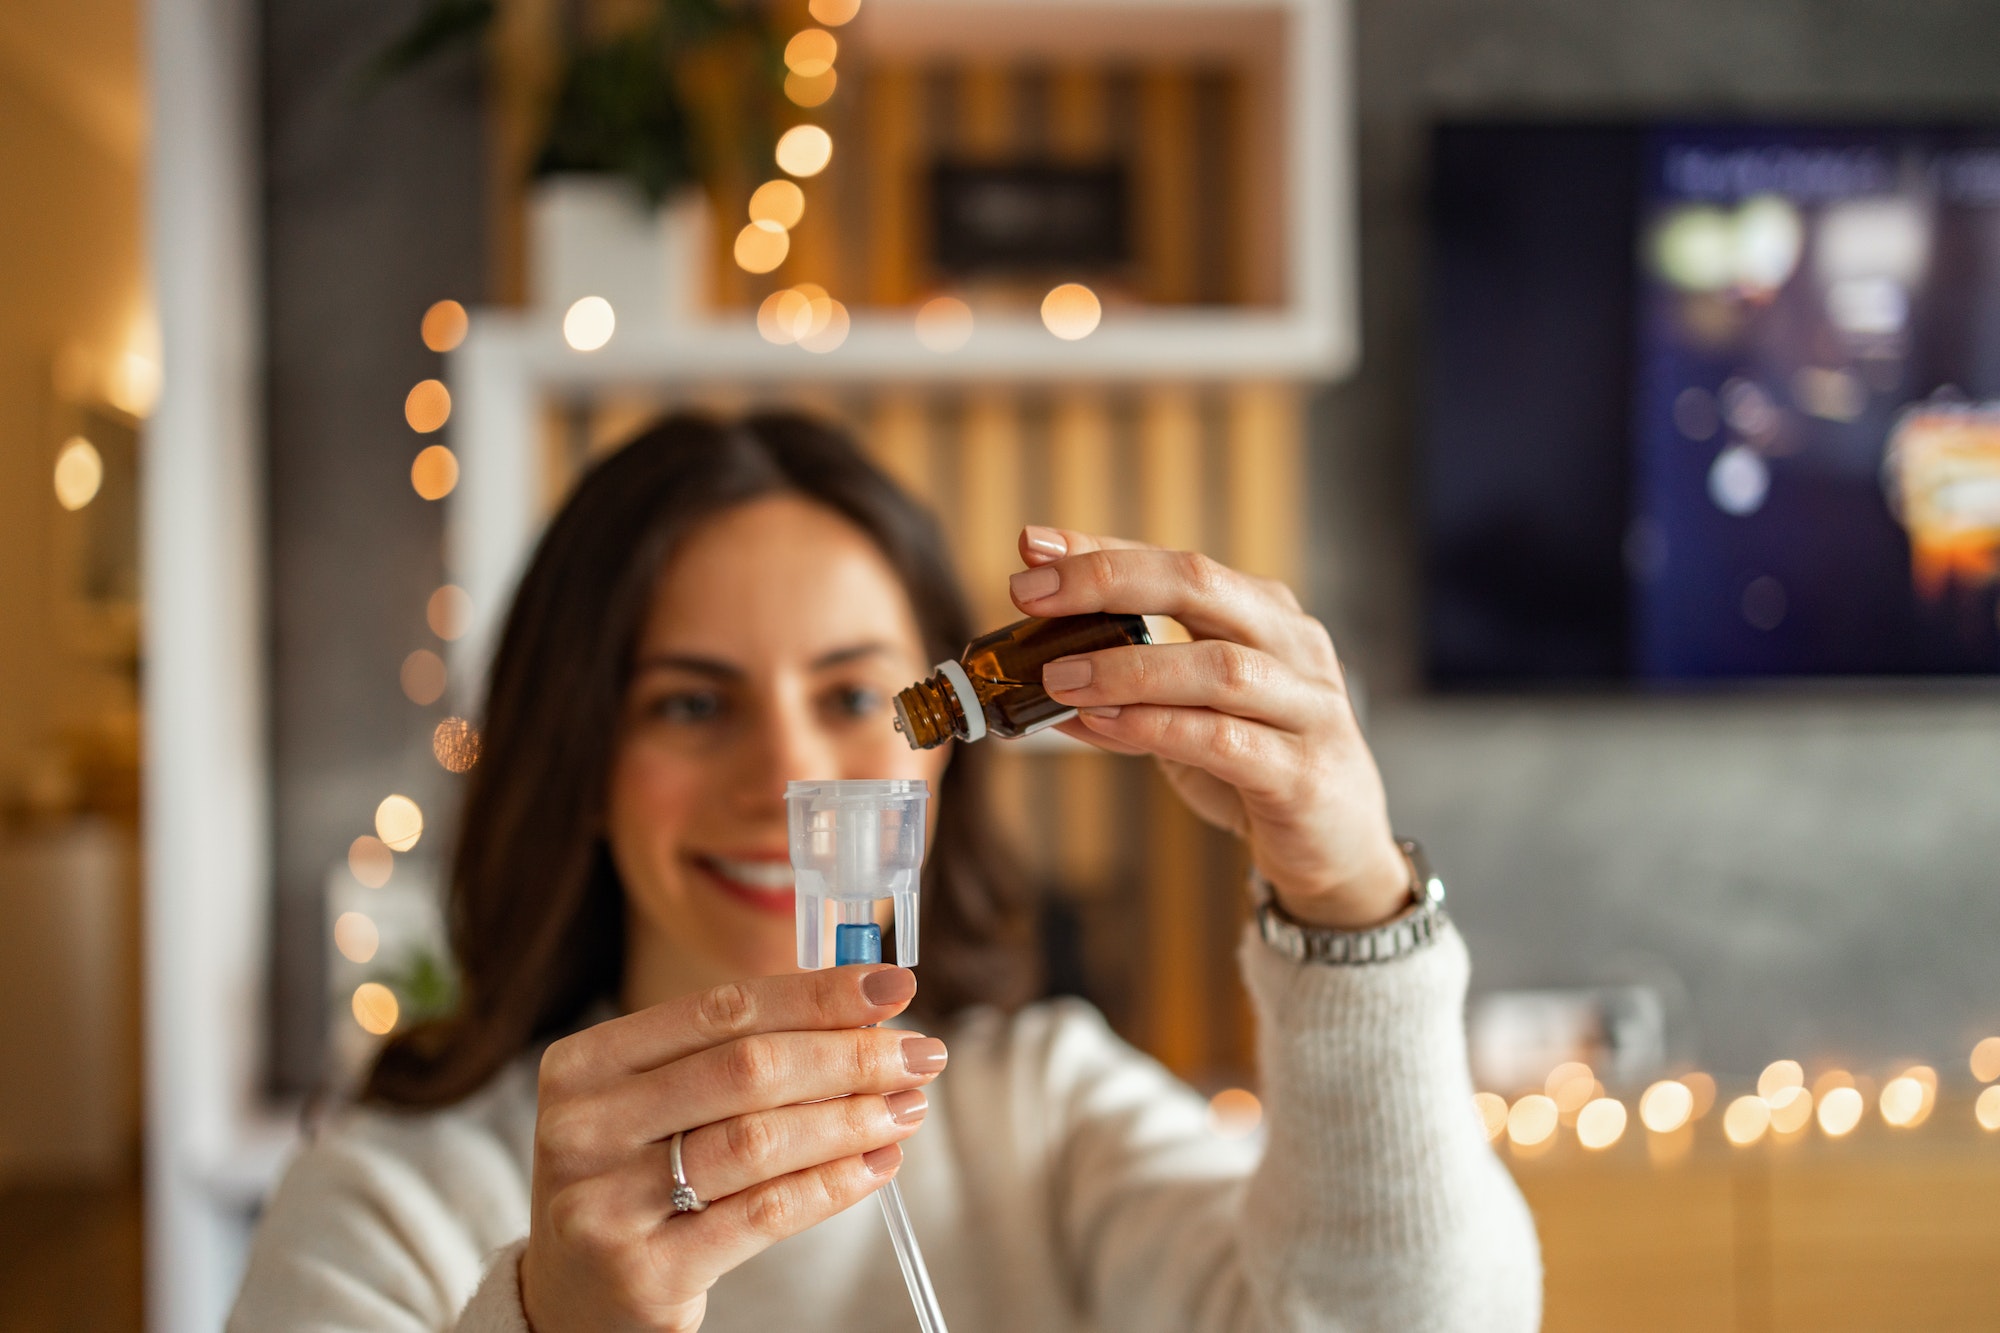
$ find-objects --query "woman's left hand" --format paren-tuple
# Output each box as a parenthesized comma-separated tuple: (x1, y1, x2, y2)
(1010, 525, 1410, 930)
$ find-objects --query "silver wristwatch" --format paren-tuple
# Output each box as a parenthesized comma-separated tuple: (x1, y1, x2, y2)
(1252, 839, 1448, 965)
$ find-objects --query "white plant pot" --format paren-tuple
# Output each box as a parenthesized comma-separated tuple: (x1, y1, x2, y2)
(528, 175, 711, 327)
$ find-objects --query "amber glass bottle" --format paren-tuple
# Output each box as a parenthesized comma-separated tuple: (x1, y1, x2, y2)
(892, 612, 1151, 749)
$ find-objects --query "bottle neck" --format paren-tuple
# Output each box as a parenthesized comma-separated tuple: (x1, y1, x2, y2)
(892, 673, 966, 750)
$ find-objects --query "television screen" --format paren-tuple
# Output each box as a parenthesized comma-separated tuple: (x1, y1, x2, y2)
(1424, 121, 2000, 686)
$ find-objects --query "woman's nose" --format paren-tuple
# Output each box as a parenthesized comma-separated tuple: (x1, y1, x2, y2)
(739, 701, 837, 804)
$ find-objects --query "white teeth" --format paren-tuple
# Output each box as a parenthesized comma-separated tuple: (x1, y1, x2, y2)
(706, 857, 796, 892)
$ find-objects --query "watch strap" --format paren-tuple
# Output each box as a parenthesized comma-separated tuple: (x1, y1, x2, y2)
(1252, 839, 1449, 966)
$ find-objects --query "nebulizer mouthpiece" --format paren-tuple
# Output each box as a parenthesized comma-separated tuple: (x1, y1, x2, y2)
(788, 779, 928, 970)
(784, 779, 948, 1333)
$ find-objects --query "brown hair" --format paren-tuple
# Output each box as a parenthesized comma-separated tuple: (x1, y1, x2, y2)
(365, 411, 1035, 1107)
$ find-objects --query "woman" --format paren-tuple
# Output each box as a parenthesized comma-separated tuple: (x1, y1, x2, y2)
(230, 412, 1540, 1332)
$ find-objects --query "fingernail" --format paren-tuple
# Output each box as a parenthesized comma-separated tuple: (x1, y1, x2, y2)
(885, 1089, 929, 1126)
(1080, 705, 1122, 719)
(901, 1036, 949, 1075)
(862, 966, 916, 1006)
(863, 1144, 903, 1177)
(1042, 657, 1092, 693)
(1010, 565, 1059, 603)
(1023, 526, 1068, 558)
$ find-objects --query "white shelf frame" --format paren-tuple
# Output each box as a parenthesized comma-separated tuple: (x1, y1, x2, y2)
(447, 0, 1354, 693)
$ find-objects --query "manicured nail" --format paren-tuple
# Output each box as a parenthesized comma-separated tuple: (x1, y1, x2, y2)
(1010, 565, 1060, 603)
(1080, 705, 1122, 720)
(863, 1144, 903, 1176)
(1042, 657, 1092, 693)
(862, 966, 916, 1006)
(885, 1089, 929, 1125)
(1023, 525, 1068, 558)
(901, 1036, 949, 1075)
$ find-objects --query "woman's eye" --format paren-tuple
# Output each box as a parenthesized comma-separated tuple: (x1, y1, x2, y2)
(648, 691, 725, 724)
(826, 685, 884, 719)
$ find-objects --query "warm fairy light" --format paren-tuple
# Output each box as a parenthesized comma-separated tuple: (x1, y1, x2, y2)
(1473, 1092, 1508, 1141)
(799, 298, 850, 353)
(333, 911, 380, 965)
(411, 444, 459, 500)
(915, 295, 974, 352)
(1880, 1076, 1926, 1128)
(1811, 1068, 1856, 1099)
(352, 982, 400, 1036)
(1723, 1095, 1772, 1145)
(433, 717, 481, 773)
(1757, 1059, 1805, 1100)
(108, 347, 160, 418)
(421, 299, 468, 352)
(784, 28, 837, 77)
(427, 584, 471, 641)
(347, 835, 393, 888)
(1682, 1072, 1717, 1119)
(734, 220, 792, 274)
(563, 296, 616, 351)
(1507, 1094, 1558, 1147)
(785, 69, 838, 107)
(404, 378, 451, 433)
(1041, 283, 1102, 340)
(401, 648, 447, 705)
(53, 436, 104, 510)
(1207, 1088, 1262, 1138)
(1769, 1085, 1813, 1134)
(808, 0, 861, 25)
(1576, 1098, 1627, 1150)
(1546, 1062, 1600, 1122)
(775, 125, 833, 178)
(749, 179, 807, 230)
(1818, 1085, 1864, 1137)
(1974, 1038, 2000, 1084)
(1639, 1080, 1693, 1133)
(375, 794, 424, 853)
(1977, 1086, 2000, 1131)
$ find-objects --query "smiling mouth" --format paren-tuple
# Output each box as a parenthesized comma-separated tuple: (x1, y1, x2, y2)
(695, 854, 797, 915)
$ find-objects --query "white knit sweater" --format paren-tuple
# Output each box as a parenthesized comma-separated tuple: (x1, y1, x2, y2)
(230, 926, 1540, 1332)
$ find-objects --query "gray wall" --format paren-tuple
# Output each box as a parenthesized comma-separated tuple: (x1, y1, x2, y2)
(1317, 0, 2000, 1077)
(263, 0, 485, 1091)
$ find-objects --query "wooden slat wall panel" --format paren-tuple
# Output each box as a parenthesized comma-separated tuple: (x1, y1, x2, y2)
(1135, 73, 1198, 305)
(863, 66, 921, 306)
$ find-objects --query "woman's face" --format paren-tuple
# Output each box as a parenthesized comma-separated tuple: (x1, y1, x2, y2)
(607, 493, 950, 989)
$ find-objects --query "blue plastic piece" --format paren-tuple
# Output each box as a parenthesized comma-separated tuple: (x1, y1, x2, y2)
(835, 922, 883, 967)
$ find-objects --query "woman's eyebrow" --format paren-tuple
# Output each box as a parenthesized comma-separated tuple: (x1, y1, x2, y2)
(632, 654, 743, 680)
(811, 641, 894, 670)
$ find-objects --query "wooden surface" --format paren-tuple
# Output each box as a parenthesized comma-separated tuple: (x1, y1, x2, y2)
(1511, 1096, 2000, 1332)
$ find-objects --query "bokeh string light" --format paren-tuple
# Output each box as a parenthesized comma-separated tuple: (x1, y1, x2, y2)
(411, 444, 459, 501)
(1041, 283, 1102, 340)
(734, 220, 792, 274)
(52, 436, 104, 511)
(749, 179, 807, 230)
(1206, 1088, 1262, 1138)
(333, 911, 380, 965)
(400, 648, 447, 705)
(915, 295, 974, 352)
(426, 584, 471, 641)
(1473, 1092, 1509, 1142)
(1639, 1079, 1693, 1133)
(432, 717, 481, 773)
(404, 378, 451, 433)
(563, 295, 616, 351)
(1723, 1095, 1771, 1146)
(1576, 1098, 1628, 1150)
(421, 299, 468, 352)
(775, 125, 834, 178)
(374, 794, 424, 853)
(352, 982, 400, 1036)
(1508, 1094, 1558, 1147)
(347, 835, 393, 888)
(1817, 1085, 1864, 1136)
(807, 0, 861, 24)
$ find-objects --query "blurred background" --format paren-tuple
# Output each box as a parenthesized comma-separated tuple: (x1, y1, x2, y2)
(3, 0, 1999, 1328)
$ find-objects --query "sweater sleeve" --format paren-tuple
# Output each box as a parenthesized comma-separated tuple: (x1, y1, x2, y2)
(1051, 922, 1541, 1333)
(227, 1108, 534, 1333)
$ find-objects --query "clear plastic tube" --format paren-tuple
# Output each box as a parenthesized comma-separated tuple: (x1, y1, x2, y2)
(877, 1178, 948, 1333)
(785, 780, 950, 1333)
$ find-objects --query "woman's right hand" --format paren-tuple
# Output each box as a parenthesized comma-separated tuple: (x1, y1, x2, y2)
(518, 964, 944, 1333)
